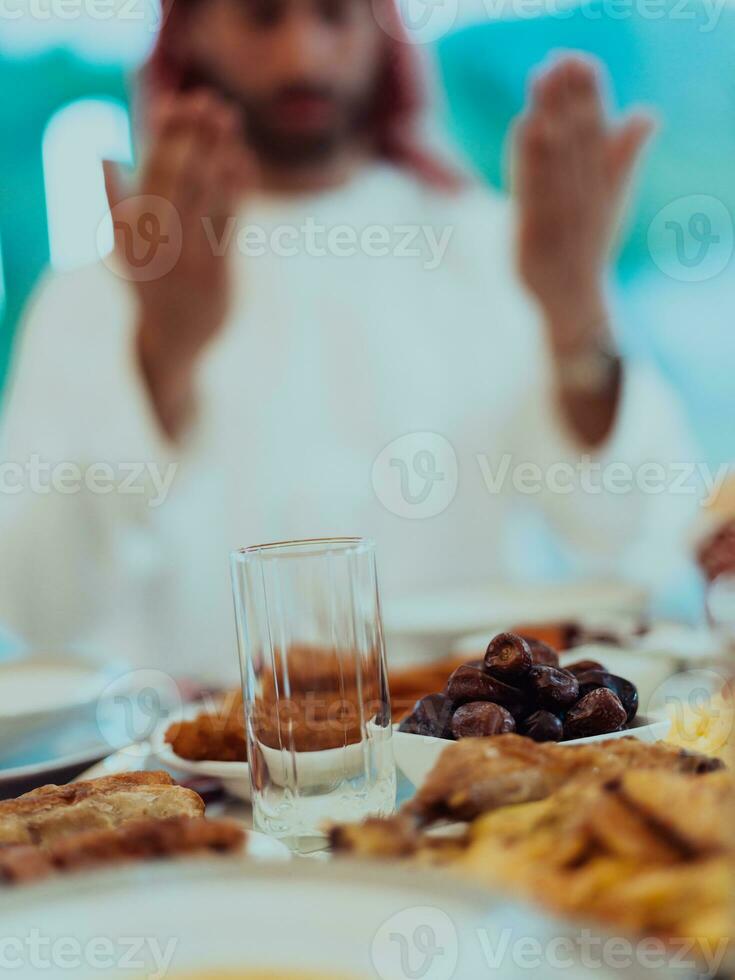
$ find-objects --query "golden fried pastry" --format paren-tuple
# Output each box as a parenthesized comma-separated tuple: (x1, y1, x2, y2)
(0, 771, 204, 847)
(0, 773, 243, 886)
(405, 734, 724, 824)
(332, 739, 733, 946)
(457, 770, 734, 942)
(166, 692, 248, 762)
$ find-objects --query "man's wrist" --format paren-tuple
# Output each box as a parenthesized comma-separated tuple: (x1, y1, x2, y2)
(136, 318, 197, 441)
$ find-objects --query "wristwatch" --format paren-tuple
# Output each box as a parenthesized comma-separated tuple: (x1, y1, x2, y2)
(556, 339, 622, 394)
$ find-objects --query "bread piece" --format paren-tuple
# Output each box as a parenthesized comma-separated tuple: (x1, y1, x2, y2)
(0, 772, 204, 847)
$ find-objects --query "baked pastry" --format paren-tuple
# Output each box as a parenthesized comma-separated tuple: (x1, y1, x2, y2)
(0, 772, 244, 886)
(0, 771, 204, 847)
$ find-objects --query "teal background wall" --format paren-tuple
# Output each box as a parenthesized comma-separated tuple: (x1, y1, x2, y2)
(0, 53, 127, 383)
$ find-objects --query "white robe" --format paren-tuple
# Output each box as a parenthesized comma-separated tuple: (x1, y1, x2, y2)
(0, 165, 699, 681)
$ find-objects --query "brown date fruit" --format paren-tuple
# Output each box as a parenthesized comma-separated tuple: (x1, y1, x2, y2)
(398, 693, 455, 740)
(576, 668, 616, 698)
(575, 670, 639, 723)
(445, 665, 526, 717)
(526, 665, 579, 711)
(565, 659, 605, 677)
(484, 633, 533, 682)
(522, 637, 560, 668)
(521, 710, 564, 742)
(564, 688, 627, 739)
(451, 701, 516, 739)
(611, 675, 639, 723)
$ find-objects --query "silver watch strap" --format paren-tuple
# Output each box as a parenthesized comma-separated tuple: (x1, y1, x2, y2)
(556, 341, 621, 394)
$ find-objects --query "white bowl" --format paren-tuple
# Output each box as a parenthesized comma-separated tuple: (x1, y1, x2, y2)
(155, 722, 394, 800)
(152, 741, 251, 802)
(393, 716, 671, 789)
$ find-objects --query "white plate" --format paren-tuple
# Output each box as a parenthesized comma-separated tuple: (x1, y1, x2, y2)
(153, 741, 252, 802)
(0, 658, 136, 793)
(152, 717, 395, 802)
(0, 656, 113, 743)
(0, 857, 680, 979)
(383, 581, 648, 664)
(393, 716, 671, 789)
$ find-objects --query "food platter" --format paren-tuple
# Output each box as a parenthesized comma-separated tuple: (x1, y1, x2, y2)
(0, 857, 691, 979)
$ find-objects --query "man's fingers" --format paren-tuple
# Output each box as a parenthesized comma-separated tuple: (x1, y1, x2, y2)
(514, 113, 566, 226)
(102, 159, 125, 211)
(144, 91, 249, 212)
(609, 112, 656, 189)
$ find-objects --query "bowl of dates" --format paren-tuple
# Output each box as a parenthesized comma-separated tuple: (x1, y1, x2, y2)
(394, 632, 669, 787)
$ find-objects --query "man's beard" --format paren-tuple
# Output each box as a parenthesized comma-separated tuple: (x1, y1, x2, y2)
(184, 70, 376, 167)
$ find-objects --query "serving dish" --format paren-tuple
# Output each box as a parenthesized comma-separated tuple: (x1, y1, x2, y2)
(393, 715, 671, 788)
(0, 856, 687, 979)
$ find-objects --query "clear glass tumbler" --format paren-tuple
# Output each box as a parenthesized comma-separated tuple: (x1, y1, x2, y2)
(230, 537, 396, 852)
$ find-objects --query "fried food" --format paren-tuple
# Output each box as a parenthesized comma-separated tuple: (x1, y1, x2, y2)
(0, 773, 244, 886)
(166, 692, 248, 763)
(666, 683, 734, 763)
(331, 734, 733, 946)
(457, 770, 734, 941)
(405, 734, 723, 825)
(0, 771, 204, 847)
(0, 816, 244, 884)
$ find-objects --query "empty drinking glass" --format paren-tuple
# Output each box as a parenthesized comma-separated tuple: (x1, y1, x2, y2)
(230, 537, 396, 852)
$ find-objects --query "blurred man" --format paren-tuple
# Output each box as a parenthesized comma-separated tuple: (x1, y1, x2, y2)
(698, 480, 735, 583)
(0, 0, 698, 678)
